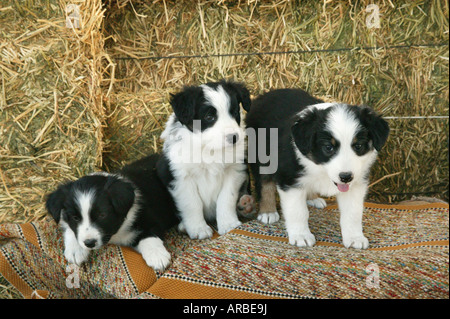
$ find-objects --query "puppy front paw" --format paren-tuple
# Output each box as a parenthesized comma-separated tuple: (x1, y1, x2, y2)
(138, 237, 172, 272)
(218, 219, 242, 235)
(142, 247, 171, 272)
(64, 245, 90, 265)
(186, 223, 214, 240)
(288, 231, 316, 247)
(342, 235, 369, 249)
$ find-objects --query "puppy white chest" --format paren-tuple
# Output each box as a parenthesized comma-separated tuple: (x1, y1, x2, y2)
(185, 163, 228, 217)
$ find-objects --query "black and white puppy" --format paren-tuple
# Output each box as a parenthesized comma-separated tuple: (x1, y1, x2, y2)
(157, 80, 252, 239)
(246, 89, 389, 249)
(46, 154, 179, 271)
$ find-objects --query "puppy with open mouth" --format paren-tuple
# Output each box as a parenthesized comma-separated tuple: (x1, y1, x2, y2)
(246, 88, 389, 249)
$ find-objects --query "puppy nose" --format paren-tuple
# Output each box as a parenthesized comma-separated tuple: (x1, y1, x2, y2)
(84, 239, 97, 249)
(339, 172, 353, 183)
(226, 133, 239, 144)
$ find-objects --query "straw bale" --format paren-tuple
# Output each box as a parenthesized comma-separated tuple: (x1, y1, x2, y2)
(0, 0, 110, 224)
(103, 0, 448, 202)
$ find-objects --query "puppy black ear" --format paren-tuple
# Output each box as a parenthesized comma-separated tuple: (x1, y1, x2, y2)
(46, 183, 71, 223)
(169, 86, 202, 127)
(105, 178, 135, 217)
(291, 109, 318, 157)
(359, 106, 390, 152)
(223, 81, 251, 112)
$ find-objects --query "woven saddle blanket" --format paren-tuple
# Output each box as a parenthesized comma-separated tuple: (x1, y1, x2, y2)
(1, 202, 448, 299)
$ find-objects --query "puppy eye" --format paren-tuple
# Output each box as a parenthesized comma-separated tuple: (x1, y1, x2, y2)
(354, 143, 362, 151)
(204, 113, 216, 122)
(72, 215, 81, 222)
(99, 212, 107, 219)
(323, 144, 334, 154)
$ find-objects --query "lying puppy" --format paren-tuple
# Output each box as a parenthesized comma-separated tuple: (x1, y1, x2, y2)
(246, 88, 389, 249)
(157, 80, 252, 239)
(46, 154, 179, 271)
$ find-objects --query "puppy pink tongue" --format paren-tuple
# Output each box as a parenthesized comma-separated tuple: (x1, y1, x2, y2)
(337, 183, 349, 192)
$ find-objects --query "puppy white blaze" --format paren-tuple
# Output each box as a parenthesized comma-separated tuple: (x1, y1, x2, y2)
(201, 84, 243, 141)
(326, 105, 361, 146)
(200, 84, 230, 116)
(74, 189, 95, 221)
(325, 106, 360, 181)
(74, 189, 101, 249)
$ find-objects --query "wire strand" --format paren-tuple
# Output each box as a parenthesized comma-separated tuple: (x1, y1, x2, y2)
(383, 116, 449, 120)
(114, 42, 449, 61)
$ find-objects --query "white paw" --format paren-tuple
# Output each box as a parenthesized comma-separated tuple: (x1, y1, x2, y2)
(218, 219, 242, 235)
(342, 235, 369, 249)
(138, 237, 172, 272)
(307, 198, 327, 209)
(257, 212, 280, 224)
(64, 245, 90, 265)
(142, 248, 171, 272)
(186, 223, 214, 240)
(288, 231, 316, 247)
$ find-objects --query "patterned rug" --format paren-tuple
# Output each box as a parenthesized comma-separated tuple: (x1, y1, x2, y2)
(1, 202, 448, 299)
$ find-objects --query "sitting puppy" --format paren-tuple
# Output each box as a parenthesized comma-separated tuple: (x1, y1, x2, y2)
(46, 154, 179, 271)
(157, 80, 252, 239)
(246, 88, 389, 249)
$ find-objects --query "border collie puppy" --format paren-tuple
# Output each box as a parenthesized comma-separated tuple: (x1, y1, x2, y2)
(157, 80, 252, 239)
(246, 89, 389, 249)
(46, 154, 179, 271)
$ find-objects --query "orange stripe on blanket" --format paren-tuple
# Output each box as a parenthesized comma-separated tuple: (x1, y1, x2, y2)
(231, 229, 449, 251)
(325, 202, 449, 211)
(20, 223, 40, 249)
(0, 251, 33, 299)
(146, 276, 284, 299)
(369, 240, 449, 251)
(120, 246, 158, 294)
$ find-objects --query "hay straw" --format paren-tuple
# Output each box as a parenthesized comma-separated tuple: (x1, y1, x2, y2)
(0, 0, 112, 224)
(103, 89, 172, 170)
